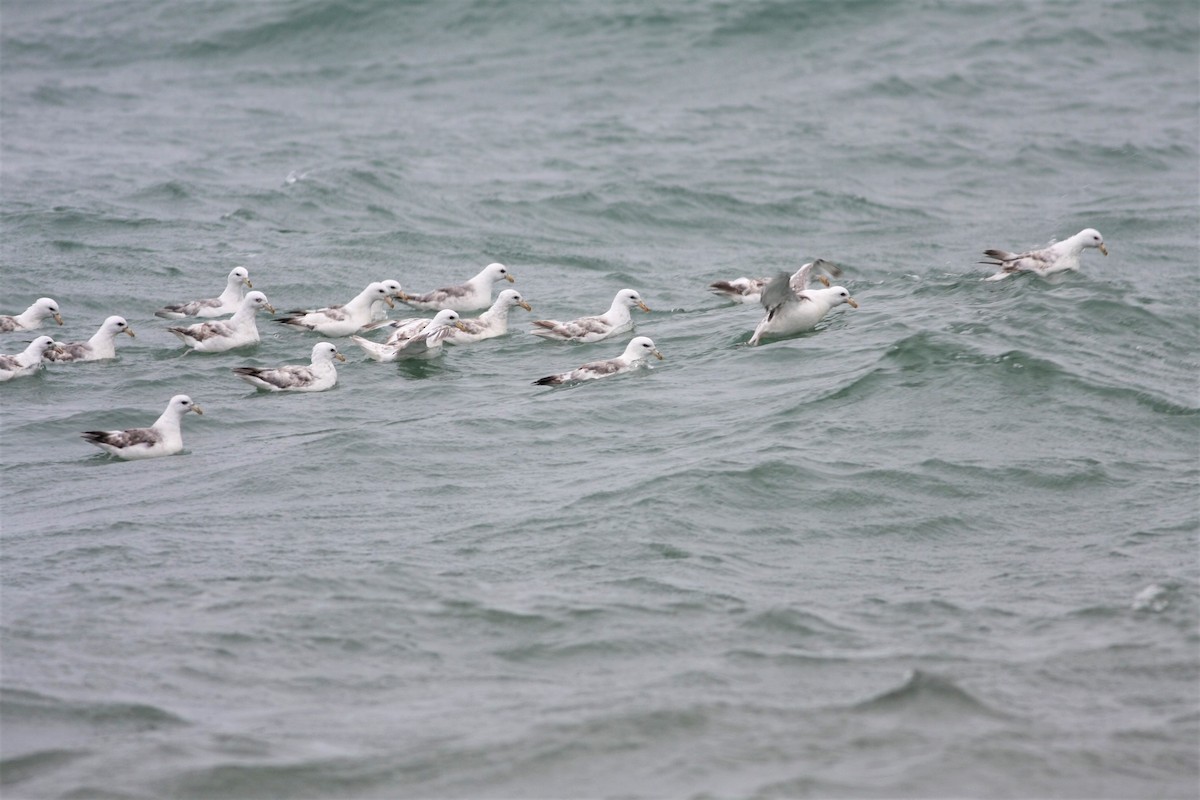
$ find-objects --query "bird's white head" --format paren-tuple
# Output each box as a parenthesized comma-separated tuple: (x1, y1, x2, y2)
(625, 336, 664, 362)
(1076, 228, 1107, 255)
(483, 263, 514, 283)
(363, 282, 395, 308)
(243, 291, 276, 314)
(28, 335, 60, 355)
(169, 394, 204, 416)
(230, 267, 252, 288)
(313, 341, 345, 363)
(497, 289, 532, 311)
(35, 298, 63, 325)
(826, 286, 859, 309)
(617, 289, 651, 313)
(430, 308, 468, 332)
(104, 316, 135, 337)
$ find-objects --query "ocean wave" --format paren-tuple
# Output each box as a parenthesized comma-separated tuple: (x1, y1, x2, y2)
(852, 669, 1011, 719)
(0, 688, 189, 729)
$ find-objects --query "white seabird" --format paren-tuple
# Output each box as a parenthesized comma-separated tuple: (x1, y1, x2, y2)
(398, 262, 515, 312)
(0, 298, 64, 332)
(981, 228, 1108, 281)
(534, 336, 663, 386)
(232, 341, 345, 392)
(529, 289, 650, 343)
(155, 267, 252, 318)
(45, 316, 135, 362)
(81, 394, 203, 459)
(167, 291, 275, 352)
(748, 271, 858, 346)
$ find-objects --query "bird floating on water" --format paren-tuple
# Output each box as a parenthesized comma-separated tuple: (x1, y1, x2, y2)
(233, 341, 345, 392)
(155, 267, 252, 319)
(0, 335, 63, 381)
(709, 259, 843, 305)
(981, 228, 1107, 281)
(534, 336, 663, 386)
(167, 291, 275, 352)
(398, 263, 515, 312)
(81, 394, 203, 460)
(0, 298, 64, 332)
(45, 316, 135, 362)
(748, 271, 858, 346)
(529, 289, 650, 343)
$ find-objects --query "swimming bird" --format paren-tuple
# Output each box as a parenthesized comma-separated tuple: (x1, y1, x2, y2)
(398, 262, 515, 311)
(981, 228, 1108, 281)
(81, 394, 203, 460)
(529, 289, 650, 343)
(349, 309, 468, 361)
(439, 289, 532, 344)
(167, 291, 275, 352)
(748, 271, 858, 346)
(274, 282, 395, 336)
(0, 336, 63, 381)
(0, 298, 64, 332)
(534, 336, 663, 386)
(154, 267, 252, 318)
(232, 341, 345, 392)
(44, 316, 135, 362)
(709, 259, 843, 305)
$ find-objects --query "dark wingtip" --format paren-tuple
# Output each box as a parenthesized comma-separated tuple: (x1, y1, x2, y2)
(813, 258, 843, 277)
(534, 376, 559, 386)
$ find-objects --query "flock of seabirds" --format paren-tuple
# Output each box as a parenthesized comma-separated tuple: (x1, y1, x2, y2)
(1, 227, 1108, 460)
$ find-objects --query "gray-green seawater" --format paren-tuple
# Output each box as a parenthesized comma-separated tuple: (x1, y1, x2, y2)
(2, 1, 1198, 797)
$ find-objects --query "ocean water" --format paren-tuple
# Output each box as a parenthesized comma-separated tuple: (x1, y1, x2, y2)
(2, 0, 1198, 797)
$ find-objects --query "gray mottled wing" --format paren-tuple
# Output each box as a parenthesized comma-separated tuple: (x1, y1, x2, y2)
(174, 320, 234, 341)
(382, 318, 432, 344)
(453, 318, 489, 336)
(400, 325, 454, 355)
(408, 284, 469, 305)
(532, 316, 609, 338)
(0, 317, 19, 332)
(577, 357, 624, 378)
(362, 315, 420, 332)
(561, 316, 611, 337)
(156, 297, 220, 318)
(761, 272, 801, 314)
(285, 302, 346, 315)
(433, 284, 471, 299)
(318, 306, 350, 322)
(44, 342, 90, 362)
(0, 354, 21, 370)
(791, 258, 842, 291)
(396, 336, 432, 355)
(406, 325, 452, 354)
(83, 426, 162, 448)
(425, 325, 456, 347)
(790, 262, 816, 291)
(237, 365, 315, 389)
(982, 247, 1054, 271)
(278, 304, 348, 326)
(708, 277, 766, 298)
